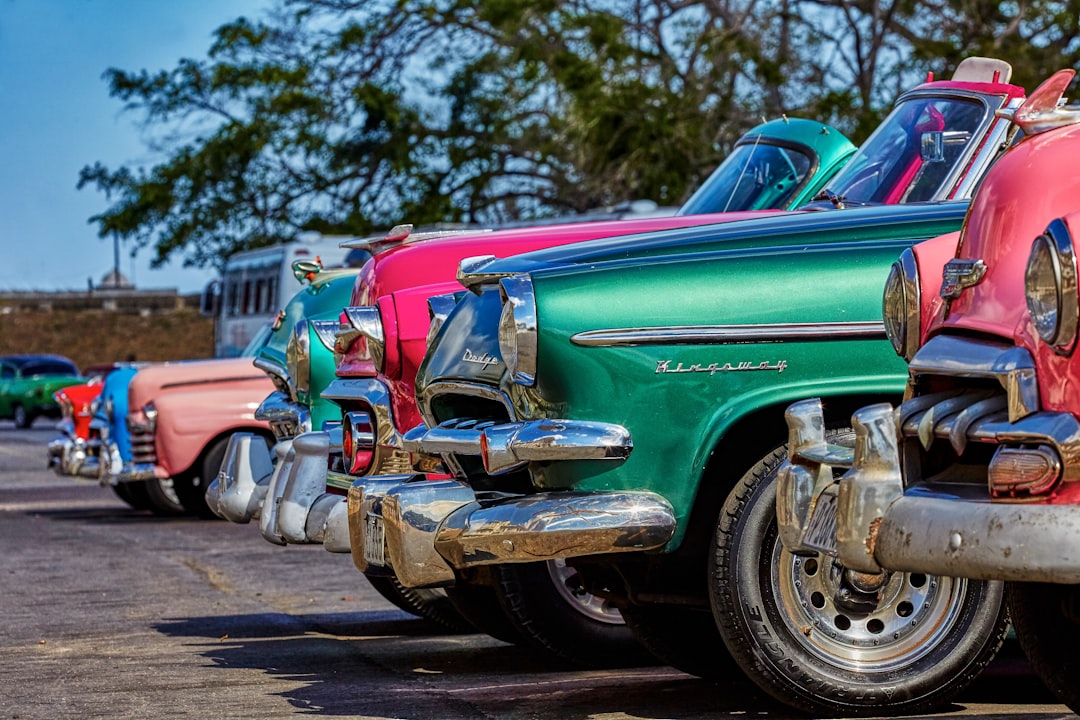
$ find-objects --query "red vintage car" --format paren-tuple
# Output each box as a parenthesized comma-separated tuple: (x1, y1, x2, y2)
(778, 69, 1080, 713)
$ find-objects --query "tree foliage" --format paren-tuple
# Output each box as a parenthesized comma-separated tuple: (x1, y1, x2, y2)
(80, 0, 1080, 271)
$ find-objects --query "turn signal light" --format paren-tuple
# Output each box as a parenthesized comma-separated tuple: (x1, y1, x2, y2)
(989, 445, 1061, 498)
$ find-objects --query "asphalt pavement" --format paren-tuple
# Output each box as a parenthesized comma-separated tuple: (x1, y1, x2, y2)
(0, 421, 1073, 720)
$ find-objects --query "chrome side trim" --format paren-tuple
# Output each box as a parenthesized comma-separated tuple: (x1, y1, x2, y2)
(908, 335, 1039, 422)
(571, 321, 885, 347)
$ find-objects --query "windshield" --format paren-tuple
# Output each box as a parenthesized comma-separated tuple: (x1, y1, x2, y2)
(814, 95, 987, 206)
(240, 322, 274, 358)
(678, 141, 814, 215)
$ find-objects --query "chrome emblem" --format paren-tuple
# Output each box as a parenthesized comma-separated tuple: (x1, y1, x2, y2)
(463, 348, 499, 367)
(271, 309, 287, 332)
(655, 359, 788, 375)
(940, 258, 987, 299)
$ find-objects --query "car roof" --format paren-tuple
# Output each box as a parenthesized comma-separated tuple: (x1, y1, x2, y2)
(0, 354, 79, 369)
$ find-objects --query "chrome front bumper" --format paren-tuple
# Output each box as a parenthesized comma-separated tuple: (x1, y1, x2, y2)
(346, 473, 676, 588)
(255, 391, 310, 441)
(98, 440, 161, 484)
(402, 417, 633, 474)
(207, 431, 350, 552)
(778, 393, 1080, 583)
(46, 432, 102, 480)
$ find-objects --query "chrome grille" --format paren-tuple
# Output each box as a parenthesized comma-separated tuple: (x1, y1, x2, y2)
(127, 417, 157, 465)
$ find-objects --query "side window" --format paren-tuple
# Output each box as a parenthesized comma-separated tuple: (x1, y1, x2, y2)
(242, 280, 254, 315)
(226, 280, 241, 317)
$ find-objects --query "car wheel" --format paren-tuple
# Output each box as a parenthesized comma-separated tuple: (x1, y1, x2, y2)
(111, 480, 152, 511)
(620, 603, 736, 678)
(364, 575, 474, 633)
(143, 477, 187, 516)
(493, 559, 652, 667)
(173, 436, 235, 519)
(1009, 582, 1080, 714)
(443, 582, 524, 645)
(12, 404, 31, 429)
(710, 438, 1009, 716)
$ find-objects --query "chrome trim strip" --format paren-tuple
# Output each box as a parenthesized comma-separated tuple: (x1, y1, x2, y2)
(908, 335, 1039, 421)
(571, 321, 886, 347)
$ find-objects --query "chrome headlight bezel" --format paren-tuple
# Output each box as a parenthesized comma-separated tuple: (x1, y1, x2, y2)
(1026, 218, 1079, 355)
(335, 306, 385, 373)
(426, 293, 460, 349)
(882, 248, 921, 361)
(310, 319, 339, 352)
(286, 319, 311, 400)
(498, 275, 538, 386)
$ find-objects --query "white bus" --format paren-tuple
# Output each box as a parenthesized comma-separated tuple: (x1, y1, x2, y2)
(202, 233, 361, 357)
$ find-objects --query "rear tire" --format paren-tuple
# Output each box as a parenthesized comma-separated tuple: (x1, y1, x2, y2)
(1009, 582, 1080, 714)
(444, 582, 524, 645)
(12, 404, 31, 429)
(364, 575, 473, 633)
(111, 481, 152, 511)
(711, 437, 1009, 716)
(493, 560, 652, 667)
(621, 603, 736, 678)
(143, 477, 186, 516)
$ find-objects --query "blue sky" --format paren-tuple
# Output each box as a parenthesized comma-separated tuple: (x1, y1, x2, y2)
(0, 0, 270, 294)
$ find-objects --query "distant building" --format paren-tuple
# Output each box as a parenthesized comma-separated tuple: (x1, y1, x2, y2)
(99, 269, 133, 290)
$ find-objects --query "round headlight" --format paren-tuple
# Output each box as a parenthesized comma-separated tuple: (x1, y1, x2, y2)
(286, 319, 311, 400)
(882, 248, 920, 361)
(1026, 219, 1078, 355)
(498, 275, 537, 386)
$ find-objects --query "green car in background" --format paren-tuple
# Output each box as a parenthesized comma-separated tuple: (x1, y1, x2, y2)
(0, 354, 84, 428)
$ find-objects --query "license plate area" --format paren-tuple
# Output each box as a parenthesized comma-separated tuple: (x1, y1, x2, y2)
(364, 515, 386, 567)
(801, 490, 838, 556)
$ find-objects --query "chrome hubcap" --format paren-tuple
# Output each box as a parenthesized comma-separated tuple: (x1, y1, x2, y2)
(546, 559, 624, 626)
(774, 540, 965, 671)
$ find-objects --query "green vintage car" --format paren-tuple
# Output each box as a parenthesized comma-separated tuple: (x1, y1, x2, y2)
(350, 64, 1030, 714)
(0, 354, 83, 428)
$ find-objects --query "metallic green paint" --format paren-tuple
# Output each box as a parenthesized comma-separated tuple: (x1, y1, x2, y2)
(417, 202, 970, 549)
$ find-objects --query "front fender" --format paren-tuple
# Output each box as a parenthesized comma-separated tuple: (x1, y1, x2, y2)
(153, 384, 272, 476)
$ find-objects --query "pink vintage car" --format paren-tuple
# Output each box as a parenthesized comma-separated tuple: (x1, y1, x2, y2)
(102, 357, 274, 516)
(778, 69, 1080, 714)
